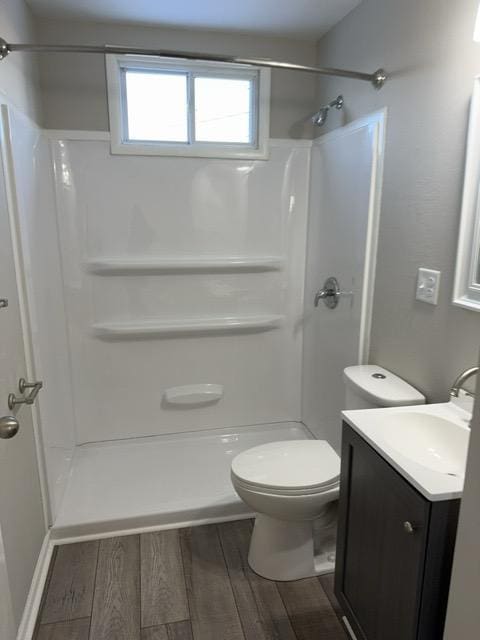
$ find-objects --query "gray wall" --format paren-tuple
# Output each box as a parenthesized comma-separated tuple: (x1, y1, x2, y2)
(35, 18, 317, 139)
(0, 0, 42, 122)
(316, 0, 480, 401)
(444, 363, 480, 637)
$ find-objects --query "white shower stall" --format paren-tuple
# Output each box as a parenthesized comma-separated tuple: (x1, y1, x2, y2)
(1, 102, 385, 539)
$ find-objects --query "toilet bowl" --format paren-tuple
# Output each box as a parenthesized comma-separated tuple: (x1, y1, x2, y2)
(231, 365, 426, 582)
(231, 440, 340, 581)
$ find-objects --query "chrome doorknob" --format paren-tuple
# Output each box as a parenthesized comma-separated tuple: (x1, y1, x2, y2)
(0, 416, 19, 439)
(403, 521, 415, 534)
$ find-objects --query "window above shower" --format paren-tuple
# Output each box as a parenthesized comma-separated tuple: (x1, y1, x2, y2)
(106, 55, 271, 159)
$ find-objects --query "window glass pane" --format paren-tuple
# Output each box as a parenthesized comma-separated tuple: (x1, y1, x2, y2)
(125, 70, 188, 142)
(194, 77, 253, 144)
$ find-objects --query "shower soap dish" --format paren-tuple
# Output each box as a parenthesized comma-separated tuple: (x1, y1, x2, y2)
(163, 384, 224, 406)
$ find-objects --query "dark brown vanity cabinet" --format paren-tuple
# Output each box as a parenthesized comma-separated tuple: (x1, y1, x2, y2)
(335, 423, 460, 640)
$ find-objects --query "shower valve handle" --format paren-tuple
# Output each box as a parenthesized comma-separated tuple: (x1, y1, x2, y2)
(314, 277, 353, 310)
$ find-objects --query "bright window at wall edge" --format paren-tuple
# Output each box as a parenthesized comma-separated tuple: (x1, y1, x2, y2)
(106, 55, 271, 159)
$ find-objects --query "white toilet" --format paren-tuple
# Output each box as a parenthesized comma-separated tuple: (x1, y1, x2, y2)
(231, 364, 425, 581)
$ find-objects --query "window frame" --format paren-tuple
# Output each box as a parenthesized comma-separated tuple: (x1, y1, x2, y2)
(453, 76, 480, 311)
(106, 54, 271, 159)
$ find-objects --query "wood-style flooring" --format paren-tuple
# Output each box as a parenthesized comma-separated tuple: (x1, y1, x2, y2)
(34, 520, 348, 640)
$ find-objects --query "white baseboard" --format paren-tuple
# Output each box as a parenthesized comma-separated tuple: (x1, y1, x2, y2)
(16, 532, 54, 640)
(51, 511, 254, 545)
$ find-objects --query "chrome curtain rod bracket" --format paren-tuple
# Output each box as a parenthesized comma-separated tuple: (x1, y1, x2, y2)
(0, 37, 387, 89)
(0, 38, 9, 61)
(372, 69, 387, 89)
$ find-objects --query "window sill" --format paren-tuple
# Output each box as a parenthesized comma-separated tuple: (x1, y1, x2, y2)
(110, 139, 269, 160)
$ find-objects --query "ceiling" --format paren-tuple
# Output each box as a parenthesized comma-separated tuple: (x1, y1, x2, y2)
(26, 0, 362, 39)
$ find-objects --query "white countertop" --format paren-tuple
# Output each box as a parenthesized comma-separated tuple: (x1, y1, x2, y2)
(342, 399, 472, 502)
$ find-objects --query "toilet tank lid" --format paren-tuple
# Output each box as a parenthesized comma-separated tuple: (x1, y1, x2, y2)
(343, 365, 426, 407)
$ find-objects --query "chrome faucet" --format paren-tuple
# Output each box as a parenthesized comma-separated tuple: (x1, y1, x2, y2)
(449, 366, 479, 398)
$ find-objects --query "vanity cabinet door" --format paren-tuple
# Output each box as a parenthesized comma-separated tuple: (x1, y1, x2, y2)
(335, 425, 430, 640)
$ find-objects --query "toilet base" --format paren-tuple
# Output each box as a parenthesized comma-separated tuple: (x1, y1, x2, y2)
(248, 513, 335, 581)
(314, 549, 336, 576)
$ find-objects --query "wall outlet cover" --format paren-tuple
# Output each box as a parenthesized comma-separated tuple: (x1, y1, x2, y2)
(416, 268, 441, 305)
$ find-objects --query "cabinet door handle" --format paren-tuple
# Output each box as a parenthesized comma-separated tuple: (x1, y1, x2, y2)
(403, 521, 415, 534)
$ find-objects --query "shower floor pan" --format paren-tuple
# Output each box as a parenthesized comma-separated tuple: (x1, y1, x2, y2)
(52, 421, 313, 539)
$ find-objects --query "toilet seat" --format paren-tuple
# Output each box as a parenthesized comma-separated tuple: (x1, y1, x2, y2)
(231, 440, 340, 493)
(232, 475, 339, 497)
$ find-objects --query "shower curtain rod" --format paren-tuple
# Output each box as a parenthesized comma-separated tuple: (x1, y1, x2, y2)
(0, 37, 387, 89)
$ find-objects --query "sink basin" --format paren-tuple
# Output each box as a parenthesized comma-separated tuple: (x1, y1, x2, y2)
(342, 399, 473, 501)
(381, 412, 469, 477)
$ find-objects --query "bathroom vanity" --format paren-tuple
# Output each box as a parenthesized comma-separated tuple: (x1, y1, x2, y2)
(335, 403, 469, 640)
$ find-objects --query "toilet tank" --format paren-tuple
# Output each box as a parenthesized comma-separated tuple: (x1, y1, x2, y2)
(343, 365, 425, 410)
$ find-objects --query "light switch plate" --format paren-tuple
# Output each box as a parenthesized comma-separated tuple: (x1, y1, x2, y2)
(416, 268, 441, 305)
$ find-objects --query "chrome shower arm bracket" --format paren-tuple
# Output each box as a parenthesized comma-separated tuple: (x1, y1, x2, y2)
(312, 94, 345, 126)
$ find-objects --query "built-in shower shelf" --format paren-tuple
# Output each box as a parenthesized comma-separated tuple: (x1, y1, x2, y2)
(85, 256, 284, 275)
(92, 314, 284, 339)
